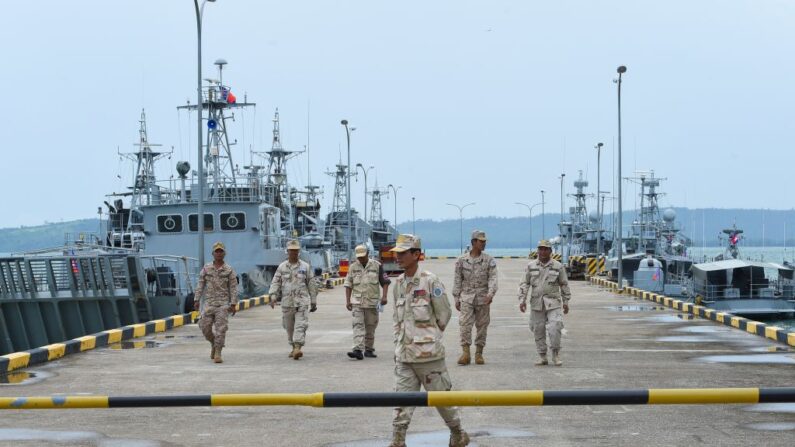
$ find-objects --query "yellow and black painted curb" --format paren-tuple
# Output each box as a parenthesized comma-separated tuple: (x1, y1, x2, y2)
(328, 277, 345, 286)
(1, 387, 794, 410)
(589, 277, 795, 347)
(0, 295, 272, 374)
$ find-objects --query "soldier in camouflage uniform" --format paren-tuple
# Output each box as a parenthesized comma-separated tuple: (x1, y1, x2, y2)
(194, 242, 238, 364)
(453, 230, 498, 365)
(389, 234, 470, 447)
(345, 244, 391, 360)
(518, 239, 571, 366)
(268, 239, 318, 360)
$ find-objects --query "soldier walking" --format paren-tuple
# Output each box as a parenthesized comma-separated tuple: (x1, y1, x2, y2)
(453, 230, 498, 365)
(518, 240, 571, 366)
(389, 234, 470, 447)
(344, 244, 391, 360)
(269, 239, 318, 360)
(195, 242, 238, 364)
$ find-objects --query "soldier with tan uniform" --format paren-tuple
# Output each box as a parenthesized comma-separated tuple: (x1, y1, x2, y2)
(453, 230, 498, 365)
(389, 234, 470, 447)
(194, 242, 238, 364)
(268, 239, 318, 360)
(518, 240, 571, 366)
(345, 244, 391, 360)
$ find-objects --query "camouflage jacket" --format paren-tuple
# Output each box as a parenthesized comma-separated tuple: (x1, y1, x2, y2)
(268, 260, 318, 307)
(197, 262, 238, 308)
(518, 259, 571, 311)
(452, 252, 498, 305)
(392, 270, 452, 363)
(344, 258, 390, 307)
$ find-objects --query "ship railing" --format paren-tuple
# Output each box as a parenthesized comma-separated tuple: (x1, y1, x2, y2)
(138, 255, 199, 298)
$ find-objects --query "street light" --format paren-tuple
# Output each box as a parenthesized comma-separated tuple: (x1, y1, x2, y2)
(515, 202, 544, 247)
(540, 190, 546, 239)
(412, 197, 416, 234)
(193, 0, 217, 267)
(559, 173, 566, 220)
(355, 163, 374, 223)
(615, 65, 627, 290)
(387, 184, 402, 238)
(341, 120, 353, 257)
(446, 202, 475, 254)
(595, 142, 604, 255)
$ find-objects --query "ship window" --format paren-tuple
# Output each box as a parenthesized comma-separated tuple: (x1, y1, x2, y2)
(157, 214, 183, 233)
(220, 212, 246, 231)
(188, 213, 214, 232)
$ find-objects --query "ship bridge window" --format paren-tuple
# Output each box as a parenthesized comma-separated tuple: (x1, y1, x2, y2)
(220, 212, 246, 231)
(188, 213, 214, 232)
(157, 214, 183, 233)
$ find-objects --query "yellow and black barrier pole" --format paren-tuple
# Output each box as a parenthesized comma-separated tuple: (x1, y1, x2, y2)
(2, 388, 795, 410)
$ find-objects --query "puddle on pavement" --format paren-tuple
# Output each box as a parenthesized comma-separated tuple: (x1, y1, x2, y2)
(109, 340, 170, 350)
(749, 345, 791, 353)
(745, 403, 795, 414)
(620, 314, 689, 324)
(0, 370, 52, 386)
(674, 325, 733, 334)
(746, 422, 795, 431)
(656, 335, 721, 343)
(695, 354, 795, 364)
(0, 428, 159, 446)
(157, 335, 198, 340)
(325, 427, 535, 447)
(609, 305, 668, 312)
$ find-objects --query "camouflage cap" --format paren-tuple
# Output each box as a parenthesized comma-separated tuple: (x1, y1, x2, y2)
(286, 239, 301, 250)
(390, 234, 422, 253)
(537, 239, 553, 249)
(212, 241, 226, 252)
(354, 244, 368, 257)
(471, 230, 487, 241)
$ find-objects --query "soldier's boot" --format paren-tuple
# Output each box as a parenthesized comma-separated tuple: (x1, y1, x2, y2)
(389, 427, 407, 447)
(291, 344, 303, 360)
(449, 426, 470, 447)
(551, 349, 562, 366)
(213, 347, 223, 364)
(364, 349, 377, 358)
(457, 345, 471, 365)
(347, 349, 364, 360)
(210, 345, 216, 360)
(534, 354, 548, 366)
(288, 347, 294, 358)
(475, 346, 485, 365)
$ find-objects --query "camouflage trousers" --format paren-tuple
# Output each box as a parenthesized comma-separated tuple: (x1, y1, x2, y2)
(530, 306, 564, 354)
(283, 305, 310, 346)
(351, 306, 379, 352)
(199, 305, 229, 349)
(393, 359, 461, 430)
(458, 302, 491, 347)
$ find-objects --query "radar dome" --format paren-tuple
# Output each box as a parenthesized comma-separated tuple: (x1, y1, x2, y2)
(663, 208, 676, 223)
(176, 161, 191, 178)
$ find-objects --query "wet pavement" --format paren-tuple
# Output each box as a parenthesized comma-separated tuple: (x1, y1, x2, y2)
(1, 258, 794, 446)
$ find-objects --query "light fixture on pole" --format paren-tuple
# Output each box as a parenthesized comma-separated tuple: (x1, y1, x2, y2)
(387, 184, 402, 237)
(341, 120, 353, 258)
(515, 201, 544, 248)
(446, 202, 475, 254)
(355, 163, 374, 223)
(595, 142, 604, 255)
(193, 0, 217, 267)
(615, 65, 627, 290)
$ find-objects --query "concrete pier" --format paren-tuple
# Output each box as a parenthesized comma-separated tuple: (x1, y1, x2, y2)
(1, 259, 794, 446)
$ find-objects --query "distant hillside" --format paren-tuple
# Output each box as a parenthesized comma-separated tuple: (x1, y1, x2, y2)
(0, 219, 102, 253)
(3, 207, 795, 252)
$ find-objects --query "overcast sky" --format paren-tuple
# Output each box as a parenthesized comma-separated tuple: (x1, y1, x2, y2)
(2, 0, 794, 229)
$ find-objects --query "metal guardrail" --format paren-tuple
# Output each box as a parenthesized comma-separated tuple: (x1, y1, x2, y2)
(1, 388, 794, 410)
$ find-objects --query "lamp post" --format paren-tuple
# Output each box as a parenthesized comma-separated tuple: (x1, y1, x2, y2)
(341, 120, 353, 257)
(515, 202, 544, 247)
(616, 65, 627, 290)
(540, 190, 546, 239)
(559, 173, 566, 220)
(355, 163, 374, 223)
(595, 142, 604, 255)
(193, 0, 216, 267)
(412, 197, 416, 234)
(388, 184, 401, 237)
(446, 202, 475, 254)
